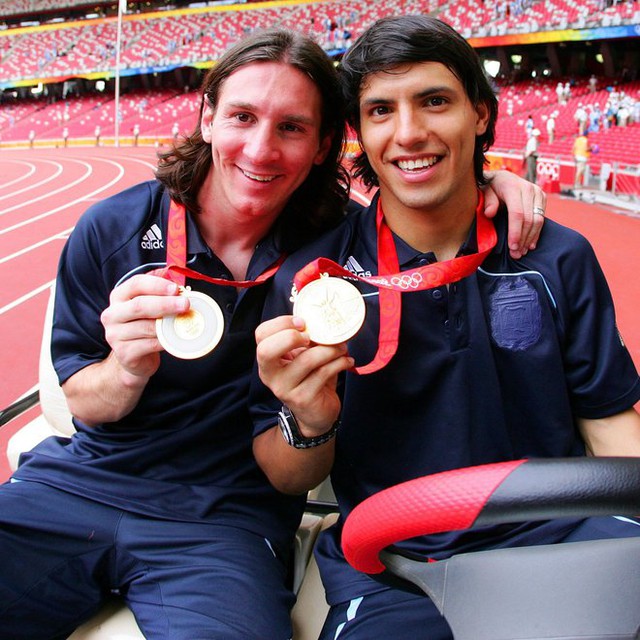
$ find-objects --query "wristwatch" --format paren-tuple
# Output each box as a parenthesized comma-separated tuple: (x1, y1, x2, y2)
(277, 405, 339, 449)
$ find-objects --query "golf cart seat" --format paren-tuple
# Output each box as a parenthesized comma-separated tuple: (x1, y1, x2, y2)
(5, 284, 334, 639)
(343, 457, 640, 640)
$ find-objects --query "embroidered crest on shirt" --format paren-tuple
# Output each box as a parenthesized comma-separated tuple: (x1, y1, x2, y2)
(488, 276, 541, 351)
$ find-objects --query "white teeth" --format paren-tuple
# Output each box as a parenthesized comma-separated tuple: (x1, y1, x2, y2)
(242, 169, 276, 182)
(397, 157, 438, 171)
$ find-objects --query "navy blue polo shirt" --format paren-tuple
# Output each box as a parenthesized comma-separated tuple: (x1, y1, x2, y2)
(251, 192, 640, 601)
(15, 180, 306, 552)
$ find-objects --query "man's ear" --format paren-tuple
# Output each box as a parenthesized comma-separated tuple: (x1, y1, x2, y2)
(314, 133, 333, 166)
(475, 100, 490, 136)
(201, 101, 214, 143)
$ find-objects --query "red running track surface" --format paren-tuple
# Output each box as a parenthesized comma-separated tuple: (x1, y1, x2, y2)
(0, 146, 159, 480)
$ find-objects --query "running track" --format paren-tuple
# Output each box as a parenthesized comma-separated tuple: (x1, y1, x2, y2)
(1, 146, 639, 481)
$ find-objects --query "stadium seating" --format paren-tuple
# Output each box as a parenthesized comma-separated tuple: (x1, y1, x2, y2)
(0, 0, 638, 173)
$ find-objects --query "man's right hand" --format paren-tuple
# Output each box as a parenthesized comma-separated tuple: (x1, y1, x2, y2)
(255, 315, 353, 438)
(61, 274, 190, 426)
(253, 315, 352, 494)
(101, 274, 190, 381)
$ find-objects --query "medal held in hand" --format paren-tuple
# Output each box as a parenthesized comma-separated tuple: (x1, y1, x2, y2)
(292, 274, 366, 345)
(292, 191, 497, 373)
(156, 287, 224, 359)
(154, 200, 284, 360)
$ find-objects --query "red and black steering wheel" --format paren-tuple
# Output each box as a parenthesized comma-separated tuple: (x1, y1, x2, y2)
(341, 458, 640, 639)
(343, 457, 640, 574)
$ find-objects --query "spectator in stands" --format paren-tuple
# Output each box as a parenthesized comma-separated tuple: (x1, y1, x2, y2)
(604, 100, 616, 131)
(617, 101, 630, 127)
(251, 16, 640, 640)
(556, 81, 565, 105)
(589, 74, 597, 93)
(524, 113, 534, 137)
(524, 127, 540, 183)
(589, 104, 602, 133)
(0, 25, 543, 640)
(573, 131, 592, 188)
(546, 111, 556, 143)
(574, 103, 588, 135)
(633, 95, 640, 125)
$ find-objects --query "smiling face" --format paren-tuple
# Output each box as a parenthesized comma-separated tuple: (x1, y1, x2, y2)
(200, 61, 331, 224)
(358, 61, 489, 223)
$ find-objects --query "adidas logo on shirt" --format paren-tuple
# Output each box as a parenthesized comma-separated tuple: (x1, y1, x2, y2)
(141, 224, 164, 250)
(344, 255, 371, 278)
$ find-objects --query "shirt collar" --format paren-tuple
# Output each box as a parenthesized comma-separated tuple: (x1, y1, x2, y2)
(362, 191, 501, 268)
(161, 191, 283, 277)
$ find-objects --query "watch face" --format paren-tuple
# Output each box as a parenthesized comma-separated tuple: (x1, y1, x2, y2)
(293, 277, 366, 345)
(156, 289, 224, 359)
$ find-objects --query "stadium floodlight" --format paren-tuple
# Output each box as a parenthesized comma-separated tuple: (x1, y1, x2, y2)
(483, 60, 501, 78)
(114, 0, 127, 148)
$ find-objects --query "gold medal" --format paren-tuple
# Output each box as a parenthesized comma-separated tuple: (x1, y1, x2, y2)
(293, 275, 366, 345)
(156, 288, 224, 359)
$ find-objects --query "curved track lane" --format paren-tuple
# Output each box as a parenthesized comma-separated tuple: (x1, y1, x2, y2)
(0, 147, 158, 415)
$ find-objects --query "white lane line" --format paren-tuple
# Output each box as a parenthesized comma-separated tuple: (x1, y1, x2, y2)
(0, 159, 125, 236)
(0, 228, 71, 266)
(0, 160, 63, 202)
(0, 160, 37, 190)
(350, 186, 372, 206)
(0, 279, 54, 317)
(0, 160, 92, 217)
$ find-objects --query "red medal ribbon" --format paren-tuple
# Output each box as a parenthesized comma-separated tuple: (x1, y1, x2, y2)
(154, 199, 285, 288)
(293, 191, 497, 374)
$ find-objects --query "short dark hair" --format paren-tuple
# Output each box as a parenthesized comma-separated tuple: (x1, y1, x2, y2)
(340, 15, 498, 189)
(156, 28, 349, 251)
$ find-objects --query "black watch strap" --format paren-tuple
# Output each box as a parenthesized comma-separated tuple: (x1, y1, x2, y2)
(277, 405, 339, 449)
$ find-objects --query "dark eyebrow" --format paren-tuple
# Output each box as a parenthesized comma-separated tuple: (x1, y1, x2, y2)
(415, 85, 453, 99)
(226, 101, 316, 126)
(361, 85, 454, 108)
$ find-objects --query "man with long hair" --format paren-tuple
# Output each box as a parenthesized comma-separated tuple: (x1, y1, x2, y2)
(0, 29, 348, 640)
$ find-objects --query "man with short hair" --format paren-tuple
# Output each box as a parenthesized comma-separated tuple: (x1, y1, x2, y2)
(252, 16, 640, 639)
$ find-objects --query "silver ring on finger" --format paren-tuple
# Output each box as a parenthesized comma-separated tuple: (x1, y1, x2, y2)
(533, 206, 545, 217)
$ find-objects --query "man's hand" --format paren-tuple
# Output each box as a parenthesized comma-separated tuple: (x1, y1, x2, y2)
(483, 170, 547, 259)
(62, 274, 190, 426)
(101, 274, 189, 382)
(255, 315, 353, 438)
